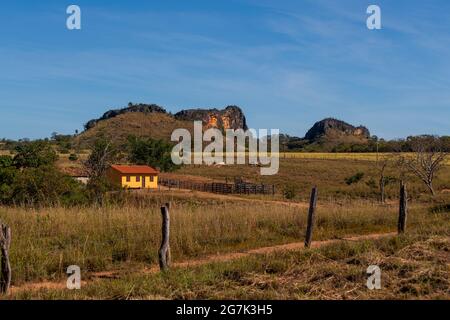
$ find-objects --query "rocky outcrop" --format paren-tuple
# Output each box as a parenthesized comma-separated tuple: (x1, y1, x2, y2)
(84, 104, 248, 132)
(84, 103, 167, 130)
(305, 118, 370, 141)
(174, 106, 248, 131)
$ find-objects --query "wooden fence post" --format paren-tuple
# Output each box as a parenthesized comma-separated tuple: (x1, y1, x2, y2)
(0, 223, 12, 294)
(304, 186, 318, 248)
(158, 203, 171, 271)
(380, 177, 385, 204)
(398, 182, 408, 234)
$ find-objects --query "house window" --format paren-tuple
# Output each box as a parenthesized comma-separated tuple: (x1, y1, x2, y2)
(150, 176, 154, 182)
(136, 176, 140, 182)
(126, 176, 131, 182)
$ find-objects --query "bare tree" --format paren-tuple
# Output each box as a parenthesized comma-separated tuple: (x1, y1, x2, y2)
(373, 136, 390, 203)
(84, 138, 117, 180)
(400, 136, 448, 196)
(83, 138, 120, 204)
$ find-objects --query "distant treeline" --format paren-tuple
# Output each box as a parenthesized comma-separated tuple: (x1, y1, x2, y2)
(0, 133, 75, 154)
(278, 135, 450, 153)
(1, 133, 450, 153)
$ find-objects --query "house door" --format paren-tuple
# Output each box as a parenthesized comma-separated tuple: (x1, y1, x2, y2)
(142, 176, 146, 188)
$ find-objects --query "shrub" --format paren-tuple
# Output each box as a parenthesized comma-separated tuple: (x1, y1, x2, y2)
(384, 176, 397, 186)
(345, 172, 365, 185)
(68, 153, 78, 161)
(58, 147, 70, 154)
(429, 203, 450, 214)
(0, 166, 17, 203)
(283, 184, 297, 200)
(0, 155, 13, 168)
(86, 176, 119, 205)
(365, 178, 377, 189)
(10, 165, 88, 206)
(1, 150, 90, 206)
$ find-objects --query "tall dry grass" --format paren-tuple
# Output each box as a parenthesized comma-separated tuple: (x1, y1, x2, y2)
(9, 212, 450, 300)
(0, 197, 442, 285)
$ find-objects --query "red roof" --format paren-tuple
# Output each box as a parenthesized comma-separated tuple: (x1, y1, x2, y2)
(110, 165, 159, 175)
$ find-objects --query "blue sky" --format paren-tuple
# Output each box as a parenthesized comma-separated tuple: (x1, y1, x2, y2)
(0, 0, 449, 140)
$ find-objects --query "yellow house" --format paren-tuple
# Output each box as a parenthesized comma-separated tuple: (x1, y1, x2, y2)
(107, 165, 159, 189)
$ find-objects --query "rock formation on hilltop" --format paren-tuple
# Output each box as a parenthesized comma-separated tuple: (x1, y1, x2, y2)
(305, 118, 370, 141)
(174, 106, 248, 131)
(78, 103, 371, 152)
(83, 103, 247, 132)
(84, 103, 167, 130)
(77, 103, 248, 147)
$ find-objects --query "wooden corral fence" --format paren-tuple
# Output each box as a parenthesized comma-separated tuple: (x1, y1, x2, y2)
(159, 178, 275, 195)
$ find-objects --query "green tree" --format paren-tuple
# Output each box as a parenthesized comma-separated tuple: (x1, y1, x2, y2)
(0, 156, 17, 203)
(13, 140, 58, 169)
(10, 165, 87, 206)
(127, 136, 178, 172)
(1, 143, 89, 206)
(0, 155, 13, 168)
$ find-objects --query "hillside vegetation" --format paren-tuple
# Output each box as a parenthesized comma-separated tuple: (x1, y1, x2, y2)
(75, 112, 195, 147)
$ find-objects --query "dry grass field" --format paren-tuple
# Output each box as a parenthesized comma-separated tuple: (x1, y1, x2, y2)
(186, 152, 450, 166)
(12, 230, 448, 300)
(0, 197, 409, 283)
(3, 196, 449, 299)
(0, 150, 12, 156)
(178, 157, 450, 201)
(278, 152, 450, 165)
(0, 156, 449, 299)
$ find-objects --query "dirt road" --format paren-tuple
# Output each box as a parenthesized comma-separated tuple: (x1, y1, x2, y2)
(8, 231, 396, 295)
